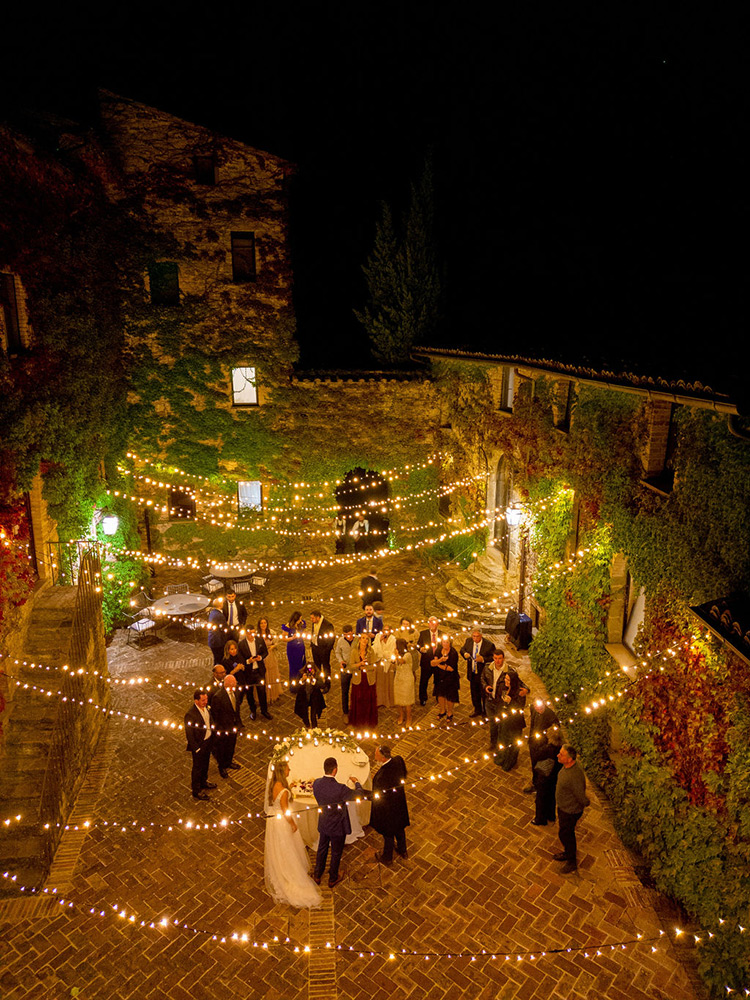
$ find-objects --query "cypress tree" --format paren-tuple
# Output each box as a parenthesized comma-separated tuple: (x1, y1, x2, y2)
(355, 157, 442, 364)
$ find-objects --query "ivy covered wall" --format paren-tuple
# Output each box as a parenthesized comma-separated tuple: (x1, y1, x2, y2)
(437, 362, 750, 996)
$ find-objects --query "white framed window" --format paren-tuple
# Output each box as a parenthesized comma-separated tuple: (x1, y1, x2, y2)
(231, 367, 258, 406)
(238, 481, 262, 511)
(499, 366, 515, 411)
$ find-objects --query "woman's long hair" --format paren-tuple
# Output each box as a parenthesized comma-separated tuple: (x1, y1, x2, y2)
(504, 668, 521, 700)
(257, 617, 271, 638)
(288, 610, 302, 630)
(269, 762, 292, 807)
(223, 639, 239, 660)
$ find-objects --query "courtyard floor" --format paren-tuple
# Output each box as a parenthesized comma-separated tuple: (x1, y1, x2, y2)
(0, 554, 705, 999)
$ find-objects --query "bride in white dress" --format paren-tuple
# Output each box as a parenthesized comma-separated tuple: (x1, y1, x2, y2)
(264, 762, 321, 908)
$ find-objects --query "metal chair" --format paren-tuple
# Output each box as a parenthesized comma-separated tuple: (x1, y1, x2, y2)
(165, 583, 190, 595)
(201, 576, 224, 595)
(233, 579, 253, 595)
(125, 609, 157, 647)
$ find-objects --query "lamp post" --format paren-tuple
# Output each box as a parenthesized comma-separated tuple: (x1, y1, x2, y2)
(505, 504, 528, 614)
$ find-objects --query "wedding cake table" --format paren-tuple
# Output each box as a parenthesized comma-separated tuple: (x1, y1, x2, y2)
(268, 728, 372, 850)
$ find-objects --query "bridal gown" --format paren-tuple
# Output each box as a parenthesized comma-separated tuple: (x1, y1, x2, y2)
(264, 790, 321, 908)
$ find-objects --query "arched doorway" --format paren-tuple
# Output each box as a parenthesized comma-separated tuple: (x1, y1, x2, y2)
(493, 457, 512, 567)
(335, 468, 390, 553)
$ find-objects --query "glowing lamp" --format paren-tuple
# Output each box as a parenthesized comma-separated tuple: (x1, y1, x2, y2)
(102, 514, 119, 536)
(505, 505, 523, 527)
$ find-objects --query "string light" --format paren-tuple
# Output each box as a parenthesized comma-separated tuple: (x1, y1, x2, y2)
(0, 872, 680, 966)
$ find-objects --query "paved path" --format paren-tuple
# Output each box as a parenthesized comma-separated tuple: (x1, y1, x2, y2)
(0, 555, 704, 999)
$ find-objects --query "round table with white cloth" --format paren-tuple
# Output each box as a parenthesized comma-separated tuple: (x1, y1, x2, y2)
(268, 732, 371, 850)
(150, 594, 211, 616)
(209, 562, 258, 579)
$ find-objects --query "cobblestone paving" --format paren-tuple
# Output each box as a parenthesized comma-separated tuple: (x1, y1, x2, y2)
(0, 555, 704, 999)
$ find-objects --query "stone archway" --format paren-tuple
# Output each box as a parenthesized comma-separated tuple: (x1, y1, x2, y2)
(335, 468, 390, 553)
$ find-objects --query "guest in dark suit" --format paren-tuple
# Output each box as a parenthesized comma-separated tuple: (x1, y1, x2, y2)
(359, 568, 383, 608)
(309, 610, 335, 673)
(370, 745, 410, 864)
(312, 757, 365, 888)
(460, 628, 495, 718)
(355, 604, 383, 636)
(531, 731, 563, 826)
(184, 690, 217, 800)
(294, 663, 329, 728)
(238, 629, 272, 720)
(207, 601, 229, 664)
(417, 616, 441, 705)
(220, 590, 247, 641)
(525, 699, 561, 793)
(207, 664, 226, 706)
(210, 675, 242, 778)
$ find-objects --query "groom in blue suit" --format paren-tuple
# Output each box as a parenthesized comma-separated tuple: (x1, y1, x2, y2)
(312, 757, 365, 888)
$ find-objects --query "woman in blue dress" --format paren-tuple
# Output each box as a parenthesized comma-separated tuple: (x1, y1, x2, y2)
(282, 611, 307, 687)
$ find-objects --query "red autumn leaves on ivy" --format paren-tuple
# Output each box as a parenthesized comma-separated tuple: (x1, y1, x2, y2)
(632, 611, 741, 812)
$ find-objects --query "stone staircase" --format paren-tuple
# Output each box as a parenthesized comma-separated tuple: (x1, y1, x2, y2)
(429, 547, 516, 639)
(0, 587, 77, 890)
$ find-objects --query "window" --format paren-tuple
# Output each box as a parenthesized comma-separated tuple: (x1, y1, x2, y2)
(0, 273, 22, 354)
(499, 366, 515, 411)
(554, 380, 574, 431)
(231, 232, 256, 282)
(238, 481, 262, 512)
(168, 489, 195, 521)
(623, 574, 646, 653)
(641, 402, 679, 494)
(148, 262, 180, 306)
(192, 154, 217, 185)
(231, 367, 258, 406)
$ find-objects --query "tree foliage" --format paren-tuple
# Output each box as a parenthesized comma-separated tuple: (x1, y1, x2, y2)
(355, 156, 442, 364)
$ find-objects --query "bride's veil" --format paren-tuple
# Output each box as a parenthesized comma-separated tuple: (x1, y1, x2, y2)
(264, 760, 277, 816)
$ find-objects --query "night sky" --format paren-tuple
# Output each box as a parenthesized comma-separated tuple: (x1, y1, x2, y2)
(2, 6, 747, 393)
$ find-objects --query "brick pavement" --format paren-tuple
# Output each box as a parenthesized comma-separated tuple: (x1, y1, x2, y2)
(0, 555, 706, 999)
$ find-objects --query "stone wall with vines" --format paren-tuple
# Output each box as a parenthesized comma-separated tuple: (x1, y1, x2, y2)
(437, 363, 750, 996)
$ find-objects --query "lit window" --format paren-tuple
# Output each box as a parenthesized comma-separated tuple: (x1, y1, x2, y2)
(238, 481, 262, 512)
(231, 367, 258, 406)
(231, 232, 256, 282)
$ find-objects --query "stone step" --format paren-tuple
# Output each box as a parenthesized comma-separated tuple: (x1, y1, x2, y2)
(0, 864, 47, 896)
(0, 834, 45, 865)
(5, 701, 58, 726)
(445, 575, 508, 604)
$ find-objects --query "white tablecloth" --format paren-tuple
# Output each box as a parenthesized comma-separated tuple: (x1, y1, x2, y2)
(269, 736, 371, 850)
(150, 594, 210, 616)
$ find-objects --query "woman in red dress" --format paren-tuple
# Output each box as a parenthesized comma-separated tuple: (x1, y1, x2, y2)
(348, 633, 378, 729)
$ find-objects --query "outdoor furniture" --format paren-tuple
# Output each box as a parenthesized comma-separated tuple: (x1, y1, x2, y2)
(125, 609, 157, 647)
(208, 561, 258, 591)
(201, 575, 224, 595)
(233, 579, 253, 595)
(165, 583, 190, 595)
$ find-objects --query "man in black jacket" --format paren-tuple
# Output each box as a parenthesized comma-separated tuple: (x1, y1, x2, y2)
(460, 628, 495, 718)
(370, 745, 410, 865)
(184, 690, 217, 800)
(210, 675, 242, 778)
(238, 629, 272, 721)
(220, 590, 247, 641)
(417, 616, 441, 705)
(309, 610, 335, 674)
